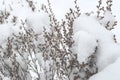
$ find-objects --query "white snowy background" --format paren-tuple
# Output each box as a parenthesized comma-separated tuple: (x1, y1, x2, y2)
(0, 0, 120, 80)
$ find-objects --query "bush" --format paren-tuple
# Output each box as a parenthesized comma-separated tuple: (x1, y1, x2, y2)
(0, 0, 117, 80)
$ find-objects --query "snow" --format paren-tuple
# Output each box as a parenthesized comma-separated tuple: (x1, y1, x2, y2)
(0, 24, 12, 45)
(89, 57, 120, 80)
(72, 30, 98, 63)
(0, 0, 120, 80)
(0, 72, 10, 80)
(26, 11, 50, 34)
(35, 52, 45, 69)
(99, 11, 116, 30)
(0, 24, 23, 48)
(73, 14, 114, 43)
(112, 0, 120, 43)
(73, 14, 120, 71)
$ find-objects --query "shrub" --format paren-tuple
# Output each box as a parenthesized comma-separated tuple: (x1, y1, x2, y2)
(0, 0, 117, 80)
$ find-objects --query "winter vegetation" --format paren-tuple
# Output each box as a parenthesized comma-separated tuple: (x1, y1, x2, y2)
(0, 0, 120, 80)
